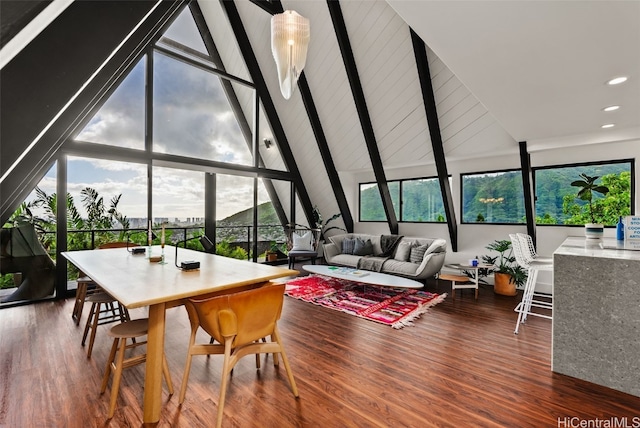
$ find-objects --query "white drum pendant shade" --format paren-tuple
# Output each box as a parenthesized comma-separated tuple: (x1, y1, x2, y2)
(271, 10, 310, 99)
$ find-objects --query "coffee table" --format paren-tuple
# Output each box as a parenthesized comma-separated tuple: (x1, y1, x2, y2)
(302, 265, 422, 289)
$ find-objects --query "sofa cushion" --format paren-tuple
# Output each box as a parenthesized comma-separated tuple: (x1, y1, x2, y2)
(342, 238, 356, 254)
(353, 238, 373, 256)
(381, 259, 419, 276)
(328, 253, 360, 268)
(394, 241, 414, 261)
(405, 237, 445, 255)
(291, 231, 313, 251)
(329, 234, 383, 255)
(409, 244, 429, 263)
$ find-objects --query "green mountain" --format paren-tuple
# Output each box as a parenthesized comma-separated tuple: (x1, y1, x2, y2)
(216, 202, 284, 242)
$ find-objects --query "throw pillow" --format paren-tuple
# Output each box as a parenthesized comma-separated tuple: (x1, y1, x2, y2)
(342, 237, 355, 255)
(353, 237, 373, 256)
(394, 241, 413, 262)
(291, 231, 313, 251)
(409, 244, 429, 264)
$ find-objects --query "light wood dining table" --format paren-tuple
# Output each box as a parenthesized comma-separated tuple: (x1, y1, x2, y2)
(62, 245, 298, 424)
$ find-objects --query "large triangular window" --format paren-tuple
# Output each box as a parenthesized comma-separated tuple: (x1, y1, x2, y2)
(74, 6, 257, 167)
(74, 57, 145, 150)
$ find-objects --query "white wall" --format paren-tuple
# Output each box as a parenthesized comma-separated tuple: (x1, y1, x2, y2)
(343, 138, 640, 294)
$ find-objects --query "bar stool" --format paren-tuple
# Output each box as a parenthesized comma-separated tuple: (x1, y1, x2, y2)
(82, 292, 130, 358)
(510, 234, 553, 334)
(516, 233, 554, 264)
(100, 318, 173, 419)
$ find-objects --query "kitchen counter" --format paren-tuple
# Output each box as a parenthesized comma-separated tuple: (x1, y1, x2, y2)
(553, 237, 640, 397)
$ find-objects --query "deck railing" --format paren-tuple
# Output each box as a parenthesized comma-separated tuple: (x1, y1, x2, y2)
(39, 224, 286, 261)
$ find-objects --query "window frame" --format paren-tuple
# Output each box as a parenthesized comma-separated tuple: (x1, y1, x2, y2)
(358, 176, 449, 223)
(460, 168, 526, 225)
(532, 158, 635, 227)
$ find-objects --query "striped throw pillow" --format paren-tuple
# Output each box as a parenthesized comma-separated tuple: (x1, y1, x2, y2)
(409, 244, 428, 264)
(342, 238, 356, 255)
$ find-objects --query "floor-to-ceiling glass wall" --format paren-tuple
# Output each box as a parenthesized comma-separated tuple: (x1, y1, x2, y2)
(1, 164, 57, 304)
(152, 166, 204, 248)
(1, 4, 300, 307)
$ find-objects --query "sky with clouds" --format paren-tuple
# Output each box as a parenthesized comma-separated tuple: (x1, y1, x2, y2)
(29, 8, 275, 222)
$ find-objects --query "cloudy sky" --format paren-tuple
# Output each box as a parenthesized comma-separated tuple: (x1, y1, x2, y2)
(29, 9, 274, 222)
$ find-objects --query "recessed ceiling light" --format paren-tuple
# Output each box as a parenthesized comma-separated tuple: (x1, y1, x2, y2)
(607, 76, 628, 85)
(601, 123, 615, 129)
(603, 105, 620, 112)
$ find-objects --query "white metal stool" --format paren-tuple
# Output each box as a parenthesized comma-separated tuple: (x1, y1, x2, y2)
(510, 234, 553, 334)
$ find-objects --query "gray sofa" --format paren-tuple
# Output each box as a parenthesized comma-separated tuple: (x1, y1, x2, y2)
(323, 233, 447, 280)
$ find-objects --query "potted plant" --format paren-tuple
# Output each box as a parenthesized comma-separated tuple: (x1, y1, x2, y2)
(311, 206, 345, 237)
(265, 241, 279, 262)
(482, 239, 527, 296)
(571, 173, 610, 238)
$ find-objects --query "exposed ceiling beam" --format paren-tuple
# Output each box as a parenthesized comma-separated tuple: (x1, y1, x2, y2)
(222, 0, 316, 227)
(248, 0, 278, 15)
(519, 141, 537, 245)
(410, 29, 458, 251)
(297, 74, 354, 232)
(0, 0, 52, 50)
(265, 0, 354, 233)
(1, 0, 187, 225)
(327, 0, 398, 234)
(189, 1, 288, 228)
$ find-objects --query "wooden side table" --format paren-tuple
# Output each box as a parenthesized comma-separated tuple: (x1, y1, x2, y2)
(442, 264, 492, 300)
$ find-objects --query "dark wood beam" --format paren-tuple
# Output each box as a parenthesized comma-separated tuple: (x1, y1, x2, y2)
(410, 29, 458, 250)
(327, 0, 397, 234)
(266, 0, 354, 232)
(189, 2, 288, 228)
(519, 141, 537, 245)
(1, 0, 187, 225)
(298, 74, 354, 232)
(222, 0, 316, 227)
(248, 0, 278, 15)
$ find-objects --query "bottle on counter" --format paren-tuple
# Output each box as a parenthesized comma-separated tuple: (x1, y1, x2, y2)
(616, 216, 625, 241)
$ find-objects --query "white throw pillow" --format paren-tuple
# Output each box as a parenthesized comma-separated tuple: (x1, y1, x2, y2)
(394, 241, 413, 262)
(291, 231, 313, 251)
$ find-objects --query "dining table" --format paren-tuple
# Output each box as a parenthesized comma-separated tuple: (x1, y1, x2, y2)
(62, 244, 298, 424)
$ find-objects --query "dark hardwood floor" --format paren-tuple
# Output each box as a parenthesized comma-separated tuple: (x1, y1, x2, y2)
(1, 271, 639, 427)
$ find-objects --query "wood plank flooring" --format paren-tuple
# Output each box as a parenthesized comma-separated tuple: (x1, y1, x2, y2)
(1, 275, 639, 427)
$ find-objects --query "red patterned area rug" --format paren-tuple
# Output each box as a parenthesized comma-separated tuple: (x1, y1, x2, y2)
(285, 274, 446, 329)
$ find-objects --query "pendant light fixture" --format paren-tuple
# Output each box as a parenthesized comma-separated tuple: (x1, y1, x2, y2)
(271, 10, 310, 99)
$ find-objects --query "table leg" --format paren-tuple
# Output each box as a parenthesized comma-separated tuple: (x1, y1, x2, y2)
(143, 302, 166, 424)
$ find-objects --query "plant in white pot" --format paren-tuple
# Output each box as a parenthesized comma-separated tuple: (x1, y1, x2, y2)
(571, 173, 610, 239)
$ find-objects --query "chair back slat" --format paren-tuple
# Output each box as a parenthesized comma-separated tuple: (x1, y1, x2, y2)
(509, 234, 529, 269)
(188, 283, 286, 345)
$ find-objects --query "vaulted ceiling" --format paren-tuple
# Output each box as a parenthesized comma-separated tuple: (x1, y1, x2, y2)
(1, 0, 639, 231)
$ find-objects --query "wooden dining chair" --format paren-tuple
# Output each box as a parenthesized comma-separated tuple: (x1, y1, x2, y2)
(76, 242, 133, 357)
(178, 282, 298, 428)
(100, 318, 173, 418)
(72, 241, 134, 325)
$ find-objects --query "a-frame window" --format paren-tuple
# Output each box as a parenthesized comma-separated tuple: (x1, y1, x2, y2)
(75, 58, 146, 150)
